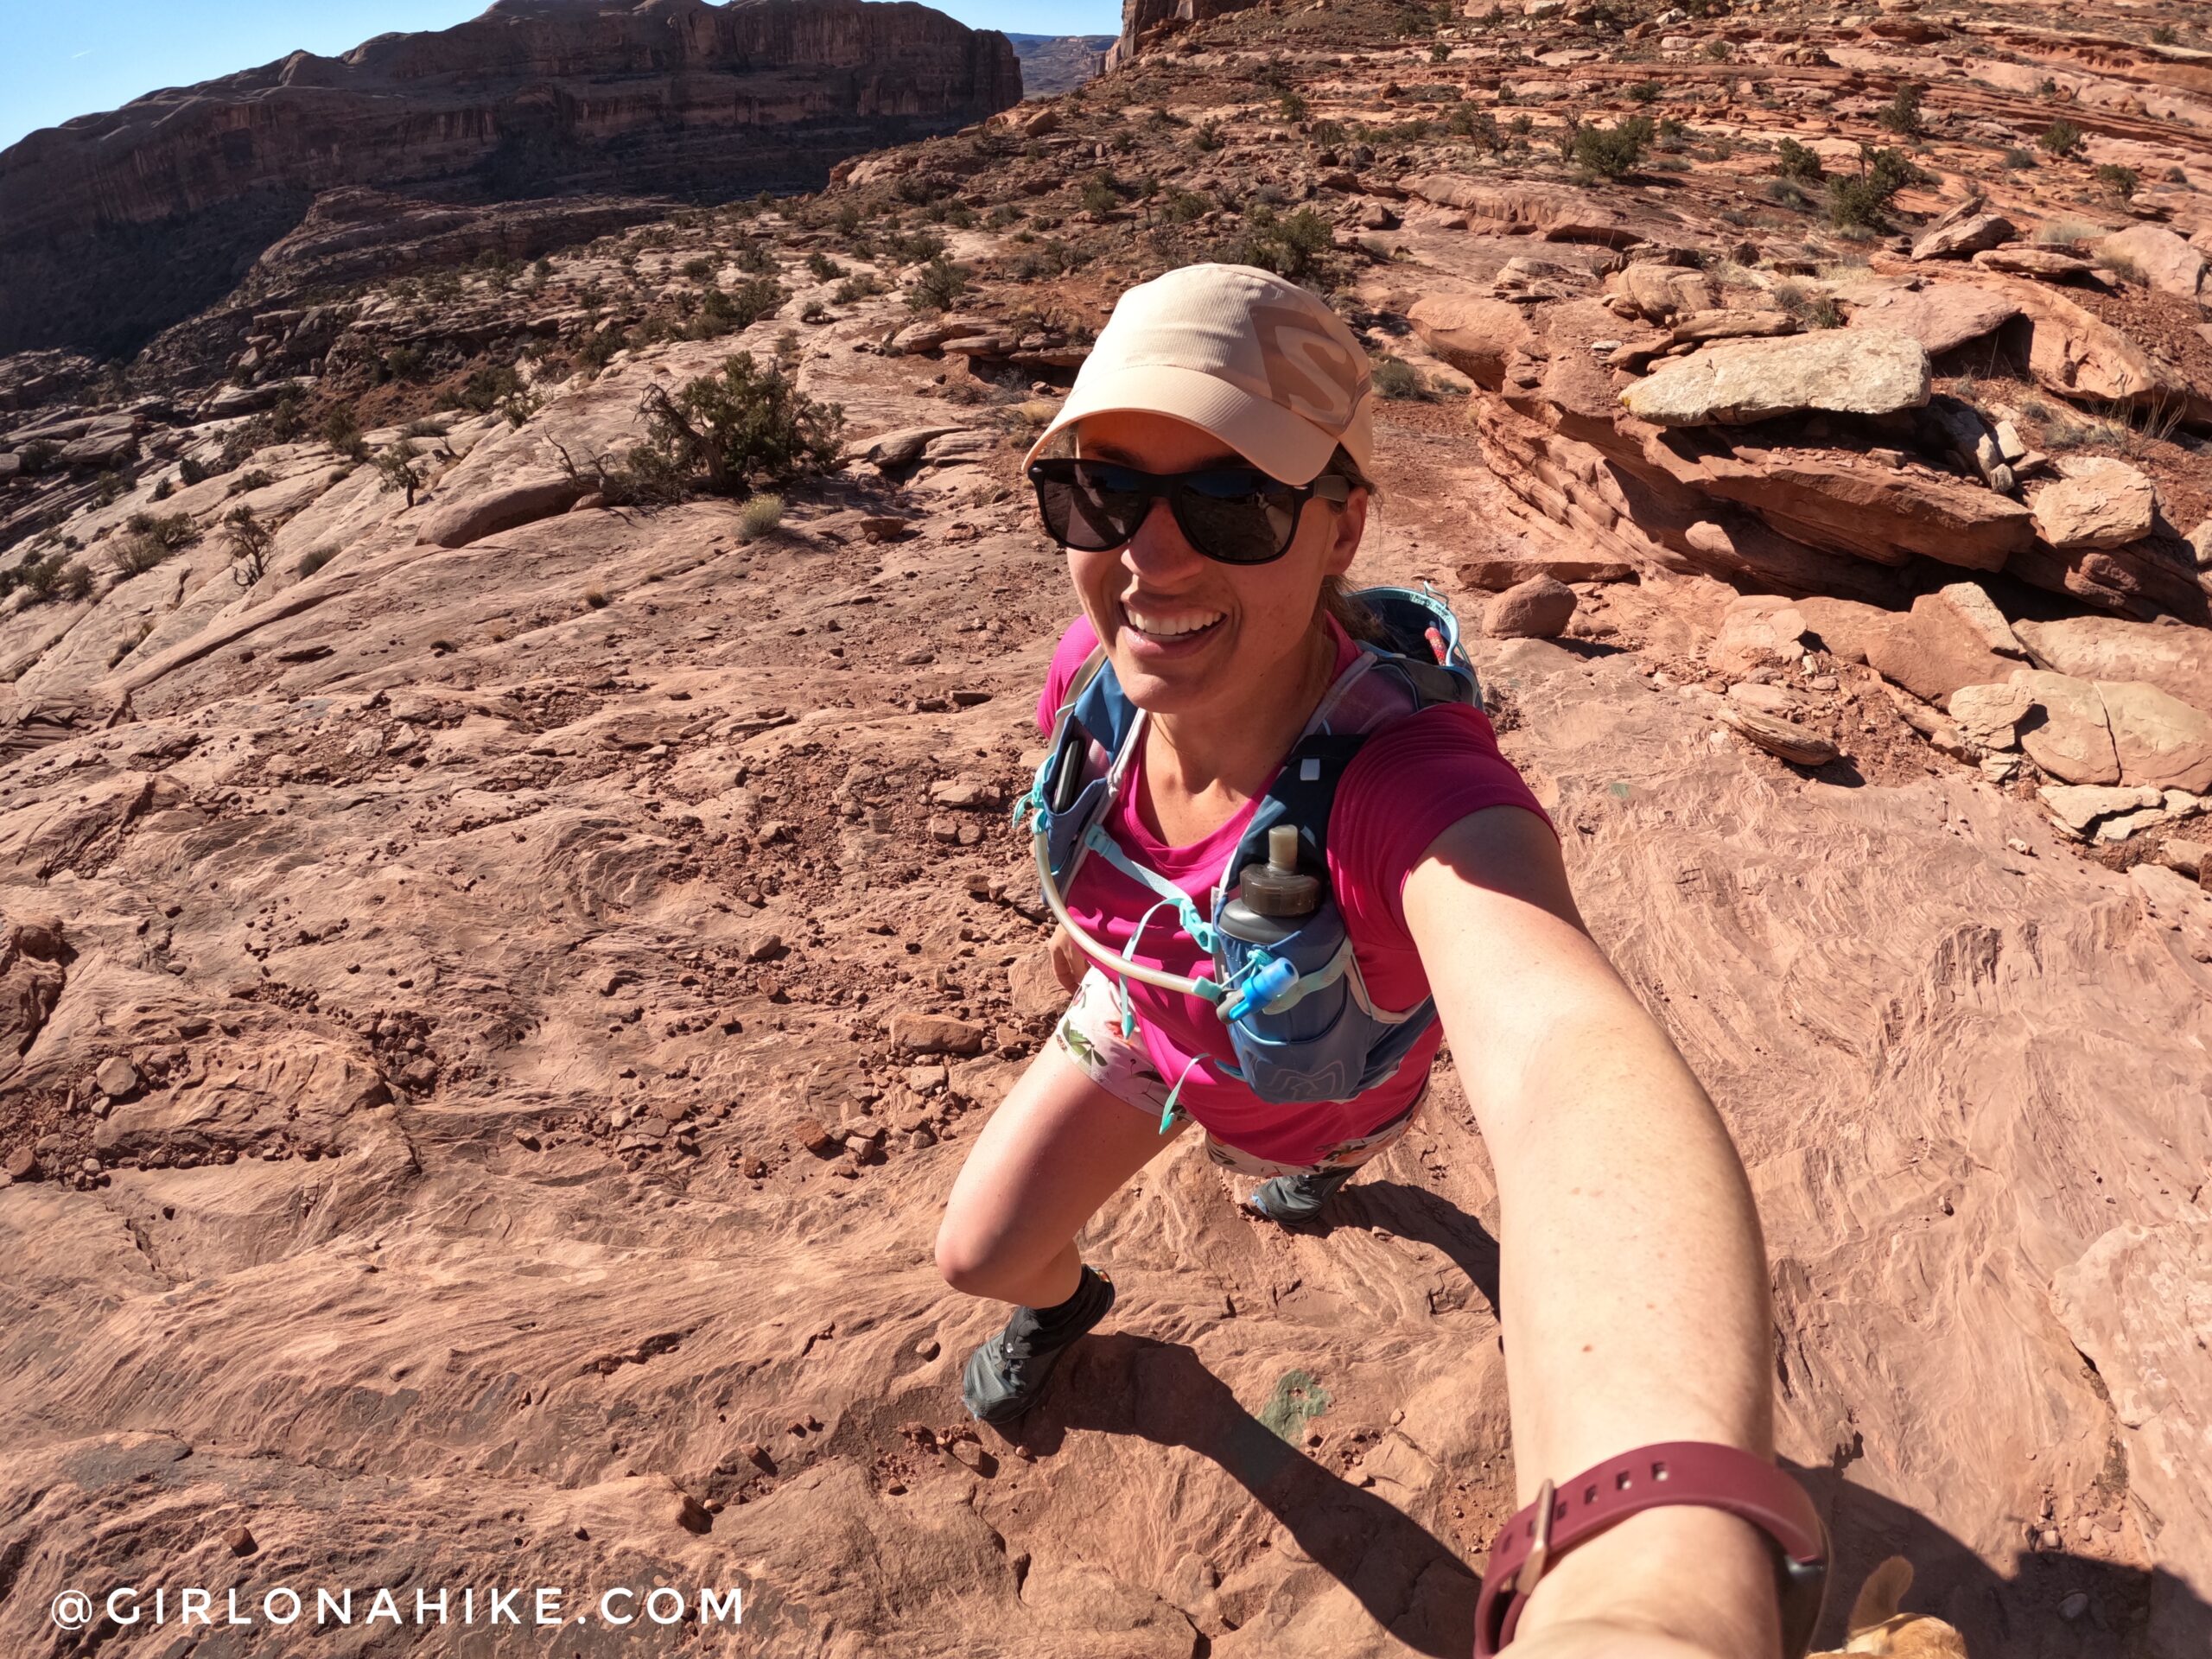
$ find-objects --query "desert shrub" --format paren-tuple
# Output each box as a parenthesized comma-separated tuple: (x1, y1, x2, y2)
(805, 251, 847, 281)
(2101, 251, 2145, 285)
(150, 477, 174, 501)
(2094, 163, 2139, 200)
(381, 344, 429, 382)
(582, 586, 609, 608)
(906, 255, 971, 312)
(1162, 188, 1211, 225)
(222, 505, 273, 587)
(1430, 40, 1452, 62)
(1572, 117, 1654, 179)
(1878, 83, 1923, 136)
(226, 468, 274, 497)
(884, 228, 948, 264)
(296, 545, 338, 578)
(1704, 37, 1731, 60)
(321, 404, 370, 460)
(1627, 80, 1662, 104)
(2152, 23, 2178, 44)
(2033, 217, 2101, 250)
(1764, 178, 1812, 210)
(801, 300, 829, 323)
(178, 455, 209, 486)
(736, 493, 785, 542)
(1221, 205, 1334, 281)
(1192, 119, 1224, 154)
(832, 273, 887, 303)
(2040, 119, 2082, 157)
(1449, 105, 1500, 149)
(1774, 283, 1842, 327)
(1079, 171, 1122, 215)
(734, 239, 779, 276)
(401, 417, 449, 440)
(1826, 144, 1923, 229)
(683, 256, 717, 281)
(1312, 119, 1348, 149)
(1371, 357, 1431, 399)
(1279, 91, 1308, 123)
(2002, 147, 2036, 169)
(616, 353, 844, 502)
(373, 440, 426, 507)
(1774, 137, 1824, 181)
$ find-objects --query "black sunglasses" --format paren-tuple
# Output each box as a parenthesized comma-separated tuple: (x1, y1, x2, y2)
(1027, 458, 1351, 566)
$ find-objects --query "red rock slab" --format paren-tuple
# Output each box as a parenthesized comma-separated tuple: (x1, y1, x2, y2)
(1847, 284, 2022, 357)
(1400, 175, 1640, 246)
(2012, 615, 2212, 719)
(1407, 294, 1533, 391)
(1634, 429, 2036, 572)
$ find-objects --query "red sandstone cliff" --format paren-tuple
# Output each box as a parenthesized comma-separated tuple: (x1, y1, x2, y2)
(0, 0, 1021, 358)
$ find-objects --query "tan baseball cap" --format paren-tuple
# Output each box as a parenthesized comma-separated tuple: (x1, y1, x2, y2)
(1020, 264, 1373, 485)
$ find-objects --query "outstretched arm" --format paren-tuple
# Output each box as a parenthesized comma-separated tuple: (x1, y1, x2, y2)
(1402, 805, 1783, 1659)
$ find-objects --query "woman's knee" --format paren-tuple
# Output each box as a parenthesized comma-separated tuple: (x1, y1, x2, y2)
(933, 1213, 1010, 1299)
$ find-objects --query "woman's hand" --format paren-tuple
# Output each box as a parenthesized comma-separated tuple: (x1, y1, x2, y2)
(1049, 924, 1087, 994)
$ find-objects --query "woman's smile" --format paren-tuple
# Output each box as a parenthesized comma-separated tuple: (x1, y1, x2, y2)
(1117, 595, 1227, 658)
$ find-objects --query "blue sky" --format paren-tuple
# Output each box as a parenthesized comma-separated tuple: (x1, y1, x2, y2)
(0, 0, 1122, 153)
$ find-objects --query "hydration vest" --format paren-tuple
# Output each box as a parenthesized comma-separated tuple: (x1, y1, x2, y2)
(1013, 584, 1482, 1116)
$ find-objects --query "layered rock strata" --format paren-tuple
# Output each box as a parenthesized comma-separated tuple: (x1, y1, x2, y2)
(0, 0, 1020, 357)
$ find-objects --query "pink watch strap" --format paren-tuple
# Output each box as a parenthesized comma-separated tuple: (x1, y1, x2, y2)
(1472, 1441, 1830, 1658)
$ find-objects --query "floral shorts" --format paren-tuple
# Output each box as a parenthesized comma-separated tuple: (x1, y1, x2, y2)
(1053, 967, 1424, 1179)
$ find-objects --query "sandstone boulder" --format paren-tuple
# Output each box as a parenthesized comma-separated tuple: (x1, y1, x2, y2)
(2037, 782, 2162, 836)
(1856, 593, 2018, 704)
(1484, 575, 1578, 639)
(2097, 681, 2212, 794)
(1711, 595, 1808, 674)
(2010, 669, 2120, 785)
(415, 474, 591, 549)
(1948, 682, 2034, 750)
(2030, 458, 2159, 553)
(1930, 582, 2025, 659)
(1459, 550, 1633, 588)
(1910, 213, 2014, 261)
(1971, 247, 2094, 281)
(2099, 224, 2208, 304)
(1407, 296, 1534, 391)
(1847, 283, 2019, 357)
(2012, 615, 2212, 717)
(1619, 331, 1930, 427)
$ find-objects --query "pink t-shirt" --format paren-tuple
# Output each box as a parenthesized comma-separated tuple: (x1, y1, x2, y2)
(1037, 613, 1556, 1166)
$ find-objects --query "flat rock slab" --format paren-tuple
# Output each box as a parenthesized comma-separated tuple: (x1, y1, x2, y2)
(1848, 283, 2020, 356)
(2098, 680, 2212, 795)
(1971, 247, 2095, 280)
(1408, 294, 1534, 391)
(1910, 213, 2015, 261)
(2099, 224, 2208, 305)
(2011, 668, 2120, 785)
(2030, 458, 2159, 553)
(2013, 615, 2212, 720)
(1619, 330, 1930, 427)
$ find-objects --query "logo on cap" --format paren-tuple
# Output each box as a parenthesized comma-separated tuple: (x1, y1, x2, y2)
(1249, 300, 1369, 433)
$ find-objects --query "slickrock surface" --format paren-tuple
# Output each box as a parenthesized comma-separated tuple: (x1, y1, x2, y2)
(3, 0, 2212, 1653)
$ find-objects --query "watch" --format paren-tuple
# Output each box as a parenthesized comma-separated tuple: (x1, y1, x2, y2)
(1472, 1440, 1830, 1658)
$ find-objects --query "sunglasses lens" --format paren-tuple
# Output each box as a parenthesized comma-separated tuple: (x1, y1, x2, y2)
(1033, 462, 1145, 550)
(1174, 471, 1298, 563)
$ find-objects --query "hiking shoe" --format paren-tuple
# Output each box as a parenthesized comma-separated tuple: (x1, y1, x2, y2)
(961, 1265, 1116, 1425)
(1245, 1164, 1358, 1224)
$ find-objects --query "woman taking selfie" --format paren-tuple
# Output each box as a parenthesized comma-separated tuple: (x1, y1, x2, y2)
(934, 264, 1828, 1659)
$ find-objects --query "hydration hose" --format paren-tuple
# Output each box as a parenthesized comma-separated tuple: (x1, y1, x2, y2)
(1028, 823, 1224, 1003)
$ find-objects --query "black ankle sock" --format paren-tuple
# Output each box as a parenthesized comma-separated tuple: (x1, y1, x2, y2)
(1032, 1265, 1101, 1330)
